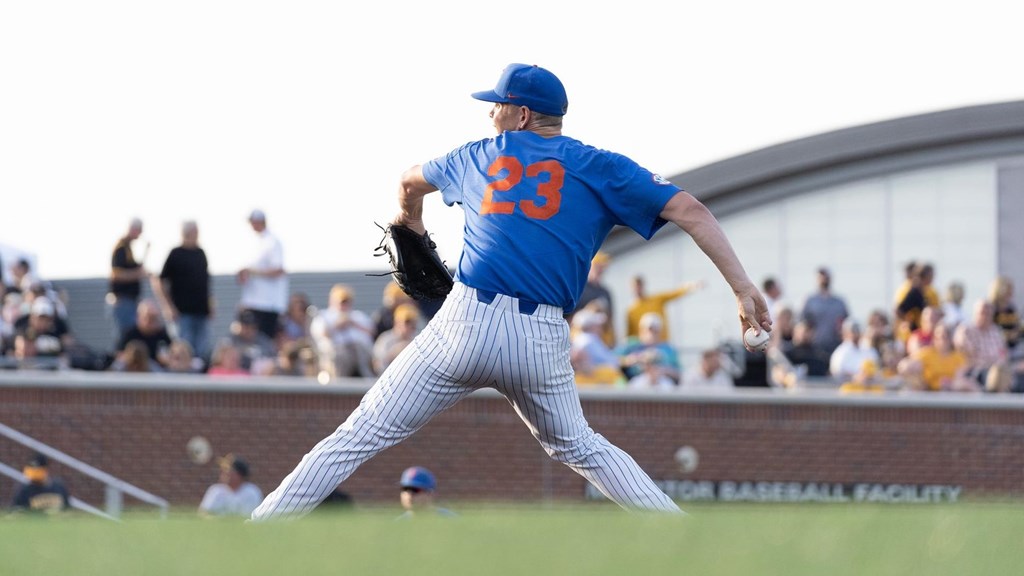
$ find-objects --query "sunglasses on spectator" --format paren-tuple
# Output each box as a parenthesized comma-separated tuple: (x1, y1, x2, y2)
(402, 487, 423, 494)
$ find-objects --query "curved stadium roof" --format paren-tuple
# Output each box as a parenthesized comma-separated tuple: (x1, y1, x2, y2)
(605, 99, 1024, 252)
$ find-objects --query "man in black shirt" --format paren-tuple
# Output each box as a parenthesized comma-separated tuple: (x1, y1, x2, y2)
(10, 453, 71, 516)
(109, 218, 148, 342)
(156, 220, 213, 360)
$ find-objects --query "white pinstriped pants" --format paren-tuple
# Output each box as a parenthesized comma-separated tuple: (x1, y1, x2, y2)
(250, 283, 681, 520)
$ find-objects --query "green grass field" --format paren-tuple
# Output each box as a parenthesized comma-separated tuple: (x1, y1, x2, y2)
(2, 502, 1022, 576)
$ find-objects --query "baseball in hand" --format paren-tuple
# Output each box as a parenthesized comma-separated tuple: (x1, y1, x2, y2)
(743, 327, 770, 351)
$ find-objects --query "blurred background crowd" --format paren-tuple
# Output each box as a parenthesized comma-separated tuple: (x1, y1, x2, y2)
(2, 212, 1022, 395)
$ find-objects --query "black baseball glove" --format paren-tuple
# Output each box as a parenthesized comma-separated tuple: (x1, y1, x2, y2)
(374, 223, 454, 301)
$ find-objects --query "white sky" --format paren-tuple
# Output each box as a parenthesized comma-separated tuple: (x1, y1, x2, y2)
(2, 0, 1021, 281)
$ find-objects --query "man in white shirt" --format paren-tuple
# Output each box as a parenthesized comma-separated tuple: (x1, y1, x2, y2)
(237, 210, 288, 340)
(829, 319, 880, 383)
(198, 454, 263, 518)
(682, 348, 741, 388)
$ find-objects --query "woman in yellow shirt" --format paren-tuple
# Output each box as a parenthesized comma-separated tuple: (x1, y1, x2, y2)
(910, 324, 975, 391)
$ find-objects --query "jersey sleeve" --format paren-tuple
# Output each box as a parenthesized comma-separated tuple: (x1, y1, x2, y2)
(595, 153, 681, 240)
(422, 140, 485, 208)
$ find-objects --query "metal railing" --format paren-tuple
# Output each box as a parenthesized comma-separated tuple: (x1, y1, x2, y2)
(0, 421, 169, 519)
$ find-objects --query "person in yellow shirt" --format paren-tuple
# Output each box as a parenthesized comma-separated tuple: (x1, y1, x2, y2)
(625, 275, 704, 340)
(907, 324, 975, 391)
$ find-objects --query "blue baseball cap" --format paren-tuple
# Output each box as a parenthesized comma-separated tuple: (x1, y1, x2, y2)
(399, 466, 437, 491)
(471, 63, 568, 117)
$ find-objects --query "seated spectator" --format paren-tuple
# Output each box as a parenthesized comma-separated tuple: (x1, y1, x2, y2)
(829, 319, 880, 383)
(942, 281, 967, 331)
(954, 299, 1008, 389)
(866, 309, 896, 357)
(1, 291, 22, 354)
(372, 303, 421, 375)
(906, 306, 944, 357)
(273, 339, 319, 377)
(207, 339, 250, 376)
(311, 284, 375, 378)
(279, 292, 313, 348)
(616, 312, 680, 383)
(781, 321, 831, 379)
(900, 323, 976, 392)
(682, 347, 740, 388)
(198, 454, 263, 518)
(230, 310, 278, 372)
(570, 309, 624, 386)
(837, 359, 887, 394)
(109, 339, 154, 373)
(626, 349, 677, 391)
(10, 298, 66, 369)
(10, 453, 71, 516)
(371, 281, 414, 340)
(116, 298, 172, 369)
(768, 306, 795, 350)
(165, 338, 202, 373)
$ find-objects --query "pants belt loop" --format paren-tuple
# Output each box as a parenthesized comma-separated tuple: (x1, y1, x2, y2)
(518, 301, 539, 315)
(474, 288, 497, 305)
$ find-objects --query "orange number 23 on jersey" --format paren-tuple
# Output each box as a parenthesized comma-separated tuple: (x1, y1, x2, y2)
(481, 156, 564, 220)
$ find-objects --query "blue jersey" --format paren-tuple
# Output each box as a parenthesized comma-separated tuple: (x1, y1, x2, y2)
(423, 131, 680, 312)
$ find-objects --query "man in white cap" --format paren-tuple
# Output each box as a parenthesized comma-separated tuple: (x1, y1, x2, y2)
(237, 209, 288, 340)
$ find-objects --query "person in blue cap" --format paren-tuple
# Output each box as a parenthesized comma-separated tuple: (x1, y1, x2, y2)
(396, 466, 456, 519)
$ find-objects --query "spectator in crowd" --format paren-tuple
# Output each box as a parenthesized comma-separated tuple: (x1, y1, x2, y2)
(781, 320, 831, 378)
(108, 217, 148, 342)
(311, 284, 375, 378)
(616, 312, 681, 383)
(682, 347, 740, 388)
(829, 319, 880, 383)
(987, 276, 1021, 353)
(894, 263, 928, 344)
(396, 466, 456, 520)
(207, 339, 249, 376)
(199, 455, 263, 518)
(624, 274, 703, 340)
(954, 299, 1008, 389)
(899, 323, 974, 392)
(155, 220, 213, 361)
(279, 292, 314, 348)
(273, 339, 319, 377)
(372, 302, 421, 375)
(6, 258, 38, 295)
(9, 453, 71, 516)
(865, 309, 896, 357)
(116, 298, 172, 370)
(10, 298, 66, 368)
(570, 308, 624, 386)
(906, 306, 944, 357)
(942, 281, 967, 331)
(836, 359, 887, 394)
(573, 251, 615, 347)
(229, 310, 278, 373)
(627, 349, 678, 391)
(762, 276, 784, 320)
(768, 306, 796, 351)
(110, 339, 155, 373)
(165, 338, 202, 374)
(371, 281, 414, 340)
(894, 261, 939, 308)
(237, 209, 288, 340)
(800, 267, 849, 355)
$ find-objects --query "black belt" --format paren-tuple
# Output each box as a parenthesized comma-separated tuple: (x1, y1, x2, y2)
(474, 288, 540, 315)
